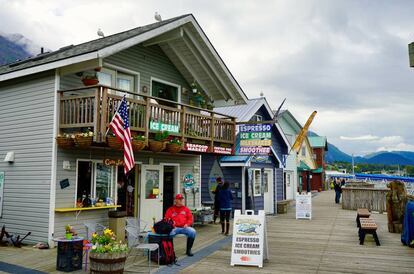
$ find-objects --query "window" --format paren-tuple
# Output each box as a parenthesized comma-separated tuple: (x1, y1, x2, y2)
(253, 169, 261, 196)
(151, 79, 180, 107)
(97, 68, 137, 97)
(313, 153, 317, 160)
(76, 160, 116, 205)
(301, 146, 306, 156)
(253, 115, 263, 122)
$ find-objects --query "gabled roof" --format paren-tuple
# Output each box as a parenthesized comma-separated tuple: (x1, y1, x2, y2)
(278, 109, 303, 133)
(0, 14, 248, 104)
(308, 136, 328, 150)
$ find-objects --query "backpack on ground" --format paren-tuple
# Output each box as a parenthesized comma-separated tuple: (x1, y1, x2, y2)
(153, 218, 174, 235)
(148, 234, 176, 265)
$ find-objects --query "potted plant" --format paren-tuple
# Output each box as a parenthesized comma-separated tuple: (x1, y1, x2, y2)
(65, 224, 75, 240)
(132, 135, 146, 152)
(74, 129, 94, 148)
(89, 228, 128, 274)
(81, 71, 99, 86)
(107, 133, 123, 150)
(191, 82, 198, 94)
(56, 133, 75, 149)
(148, 131, 169, 152)
(166, 137, 182, 154)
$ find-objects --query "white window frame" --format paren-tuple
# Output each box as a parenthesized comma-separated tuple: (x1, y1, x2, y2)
(101, 63, 141, 96)
(150, 77, 181, 104)
(74, 159, 116, 207)
(254, 114, 263, 122)
(253, 169, 262, 197)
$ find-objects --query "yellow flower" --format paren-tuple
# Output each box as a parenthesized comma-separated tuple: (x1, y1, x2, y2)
(92, 232, 97, 238)
(103, 228, 112, 236)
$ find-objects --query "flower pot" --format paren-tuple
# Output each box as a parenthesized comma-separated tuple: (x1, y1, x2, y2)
(56, 137, 74, 149)
(166, 143, 182, 154)
(107, 136, 123, 150)
(82, 78, 99, 86)
(132, 140, 146, 151)
(65, 233, 73, 240)
(148, 140, 166, 153)
(89, 252, 127, 274)
(74, 136, 93, 148)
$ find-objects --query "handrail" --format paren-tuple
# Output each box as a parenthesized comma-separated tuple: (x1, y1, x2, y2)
(58, 84, 237, 120)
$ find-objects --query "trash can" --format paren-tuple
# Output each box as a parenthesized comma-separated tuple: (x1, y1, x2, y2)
(108, 210, 126, 241)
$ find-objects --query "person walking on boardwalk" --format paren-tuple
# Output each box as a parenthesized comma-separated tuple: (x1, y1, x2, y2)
(334, 179, 342, 204)
(218, 181, 233, 235)
(212, 177, 223, 224)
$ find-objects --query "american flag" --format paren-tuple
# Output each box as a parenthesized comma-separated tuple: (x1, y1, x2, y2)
(109, 96, 135, 174)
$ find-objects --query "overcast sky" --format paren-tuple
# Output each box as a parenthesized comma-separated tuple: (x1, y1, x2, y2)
(1, 0, 413, 155)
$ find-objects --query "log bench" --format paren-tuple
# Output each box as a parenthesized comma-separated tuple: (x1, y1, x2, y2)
(358, 217, 380, 246)
(356, 208, 371, 228)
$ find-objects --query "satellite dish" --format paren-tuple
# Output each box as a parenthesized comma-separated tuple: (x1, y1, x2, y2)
(155, 12, 162, 22)
(97, 28, 105, 38)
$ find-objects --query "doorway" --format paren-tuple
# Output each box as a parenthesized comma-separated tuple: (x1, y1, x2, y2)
(263, 169, 274, 214)
(116, 166, 136, 217)
(162, 166, 177, 216)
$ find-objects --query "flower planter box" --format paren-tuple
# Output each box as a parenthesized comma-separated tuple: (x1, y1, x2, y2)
(107, 136, 123, 150)
(74, 136, 93, 148)
(166, 143, 182, 154)
(56, 137, 74, 149)
(89, 252, 127, 274)
(148, 140, 166, 153)
(132, 140, 146, 151)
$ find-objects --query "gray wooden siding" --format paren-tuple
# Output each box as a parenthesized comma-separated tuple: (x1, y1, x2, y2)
(54, 148, 200, 238)
(0, 73, 55, 244)
(104, 44, 191, 104)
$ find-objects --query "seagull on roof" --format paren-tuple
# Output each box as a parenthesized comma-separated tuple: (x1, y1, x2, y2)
(97, 28, 105, 38)
(155, 12, 162, 22)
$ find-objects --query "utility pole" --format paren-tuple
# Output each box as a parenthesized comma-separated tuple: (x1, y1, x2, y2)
(352, 154, 355, 175)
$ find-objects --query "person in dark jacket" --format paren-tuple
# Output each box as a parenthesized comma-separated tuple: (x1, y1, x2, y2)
(212, 177, 223, 224)
(218, 181, 233, 235)
(334, 180, 342, 204)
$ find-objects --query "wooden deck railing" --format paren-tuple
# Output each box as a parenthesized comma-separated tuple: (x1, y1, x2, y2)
(58, 85, 236, 151)
(342, 187, 390, 213)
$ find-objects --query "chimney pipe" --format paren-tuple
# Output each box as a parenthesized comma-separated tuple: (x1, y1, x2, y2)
(41, 47, 44, 54)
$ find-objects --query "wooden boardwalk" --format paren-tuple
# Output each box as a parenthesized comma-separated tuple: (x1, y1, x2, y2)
(181, 190, 414, 274)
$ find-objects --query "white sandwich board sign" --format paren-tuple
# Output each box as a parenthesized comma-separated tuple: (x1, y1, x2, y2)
(231, 210, 268, 268)
(296, 192, 312, 220)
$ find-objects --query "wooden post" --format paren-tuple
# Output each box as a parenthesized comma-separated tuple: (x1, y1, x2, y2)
(181, 106, 186, 142)
(93, 87, 101, 142)
(210, 113, 215, 152)
(231, 117, 236, 154)
(58, 91, 63, 136)
(100, 87, 108, 143)
(144, 97, 151, 146)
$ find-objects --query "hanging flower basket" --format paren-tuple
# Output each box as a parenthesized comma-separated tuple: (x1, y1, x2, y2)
(132, 140, 146, 151)
(74, 136, 93, 148)
(107, 136, 123, 150)
(82, 78, 99, 86)
(148, 140, 166, 153)
(56, 136, 74, 149)
(89, 252, 127, 274)
(166, 143, 182, 154)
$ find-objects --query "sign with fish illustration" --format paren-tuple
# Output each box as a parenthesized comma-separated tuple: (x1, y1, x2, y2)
(231, 210, 268, 267)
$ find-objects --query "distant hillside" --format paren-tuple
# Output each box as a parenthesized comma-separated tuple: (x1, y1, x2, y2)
(326, 143, 352, 163)
(0, 35, 31, 65)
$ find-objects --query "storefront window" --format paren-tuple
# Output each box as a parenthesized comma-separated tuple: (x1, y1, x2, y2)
(95, 163, 113, 201)
(263, 171, 268, 193)
(253, 169, 261, 196)
(145, 169, 160, 199)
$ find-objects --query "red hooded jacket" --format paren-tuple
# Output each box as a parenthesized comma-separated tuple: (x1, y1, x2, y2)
(165, 205, 193, 228)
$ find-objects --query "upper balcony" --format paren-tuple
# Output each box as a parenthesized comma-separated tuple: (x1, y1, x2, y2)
(57, 85, 236, 155)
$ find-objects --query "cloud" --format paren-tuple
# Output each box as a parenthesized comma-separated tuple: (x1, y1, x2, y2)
(340, 135, 379, 141)
(376, 143, 414, 152)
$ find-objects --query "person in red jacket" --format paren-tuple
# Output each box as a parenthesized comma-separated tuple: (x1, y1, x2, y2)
(164, 193, 196, 256)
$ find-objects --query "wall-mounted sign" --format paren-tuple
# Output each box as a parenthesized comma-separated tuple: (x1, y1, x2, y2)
(231, 210, 268, 268)
(149, 121, 179, 133)
(240, 132, 271, 140)
(183, 173, 195, 189)
(59, 179, 70, 189)
(213, 147, 232, 155)
(239, 124, 272, 133)
(239, 147, 271, 155)
(240, 140, 272, 147)
(184, 143, 209, 153)
(0, 172, 4, 217)
(104, 158, 124, 166)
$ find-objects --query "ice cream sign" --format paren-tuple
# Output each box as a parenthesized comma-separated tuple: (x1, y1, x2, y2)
(149, 121, 179, 133)
(238, 123, 272, 155)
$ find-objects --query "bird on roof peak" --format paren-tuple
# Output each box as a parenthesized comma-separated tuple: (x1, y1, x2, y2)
(155, 12, 162, 22)
(97, 28, 105, 38)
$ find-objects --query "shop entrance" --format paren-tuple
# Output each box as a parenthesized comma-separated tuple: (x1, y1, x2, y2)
(162, 165, 179, 216)
(140, 165, 164, 226)
(117, 166, 137, 217)
(263, 169, 274, 214)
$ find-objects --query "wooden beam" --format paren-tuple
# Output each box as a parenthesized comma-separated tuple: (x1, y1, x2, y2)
(142, 28, 183, 47)
(183, 27, 236, 101)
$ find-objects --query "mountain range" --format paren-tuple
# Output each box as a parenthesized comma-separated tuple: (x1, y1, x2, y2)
(0, 32, 39, 66)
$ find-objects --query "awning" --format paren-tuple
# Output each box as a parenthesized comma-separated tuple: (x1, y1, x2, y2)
(219, 156, 251, 167)
(312, 167, 323, 173)
(297, 161, 311, 171)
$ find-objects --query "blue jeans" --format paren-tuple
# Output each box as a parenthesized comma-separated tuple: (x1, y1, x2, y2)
(170, 227, 196, 239)
(335, 191, 341, 204)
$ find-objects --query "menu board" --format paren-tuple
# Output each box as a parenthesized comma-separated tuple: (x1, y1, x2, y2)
(296, 192, 312, 220)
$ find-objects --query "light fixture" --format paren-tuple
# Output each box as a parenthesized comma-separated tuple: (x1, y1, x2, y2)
(142, 86, 148, 93)
(4, 152, 14, 163)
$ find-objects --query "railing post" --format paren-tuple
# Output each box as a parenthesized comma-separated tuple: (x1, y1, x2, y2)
(93, 87, 101, 142)
(58, 91, 63, 136)
(181, 106, 186, 142)
(210, 113, 215, 152)
(99, 87, 108, 143)
(144, 97, 151, 146)
(231, 117, 236, 154)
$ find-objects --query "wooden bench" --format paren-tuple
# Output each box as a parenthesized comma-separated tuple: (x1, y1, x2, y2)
(358, 217, 380, 246)
(356, 208, 371, 228)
